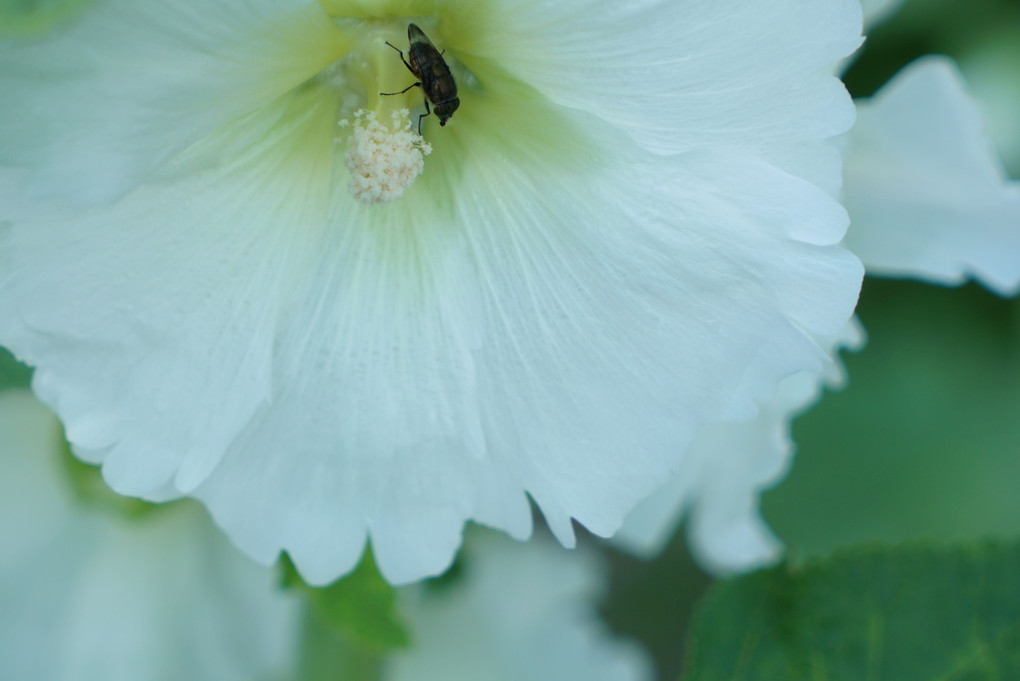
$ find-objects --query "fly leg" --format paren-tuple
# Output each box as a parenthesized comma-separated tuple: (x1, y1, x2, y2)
(380, 82, 421, 96)
(417, 99, 431, 136)
(378, 84, 429, 136)
(384, 41, 415, 75)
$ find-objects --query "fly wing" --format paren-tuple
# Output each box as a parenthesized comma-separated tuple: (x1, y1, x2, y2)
(407, 24, 458, 103)
(407, 24, 435, 50)
(423, 61, 457, 102)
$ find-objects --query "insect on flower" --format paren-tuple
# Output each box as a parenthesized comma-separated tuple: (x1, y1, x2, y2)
(381, 23, 460, 135)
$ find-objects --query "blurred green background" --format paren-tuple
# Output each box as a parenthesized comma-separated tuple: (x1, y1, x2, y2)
(605, 1, 1020, 678)
(765, 280, 1020, 557)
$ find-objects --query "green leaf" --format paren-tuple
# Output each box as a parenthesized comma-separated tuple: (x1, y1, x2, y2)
(294, 612, 388, 681)
(0, 347, 32, 392)
(281, 549, 411, 655)
(764, 282, 1020, 555)
(683, 542, 1020, 681)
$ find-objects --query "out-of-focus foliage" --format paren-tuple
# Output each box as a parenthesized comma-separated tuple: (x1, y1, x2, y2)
(294, 613, 390, 681)
(281, 550, 410, 654)
(846, 0, 1020, 97)
(683, 542, 1020, 680)
(766, 0, 1020, 585)
(846, 0, 1020, 175)
(764, 280, 1020, 555)
(961, 36, 1020, 174)
(602, 531, 713, 681)
(280, 550, 410, 681)
(0, 348, 31, 392)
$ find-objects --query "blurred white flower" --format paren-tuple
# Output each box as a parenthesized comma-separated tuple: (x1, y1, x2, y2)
(385, 531, 652, 681)
(844, 56, 1020, 294)
(0, 391, 299, 681)
(0, 0, 864, 584)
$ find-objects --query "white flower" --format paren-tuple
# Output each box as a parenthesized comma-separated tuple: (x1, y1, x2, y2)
(385, 531, 652, 681)
(0, 0, 864, 584)
(844, 56, 1020, 295)
(0, 391, 299, 681)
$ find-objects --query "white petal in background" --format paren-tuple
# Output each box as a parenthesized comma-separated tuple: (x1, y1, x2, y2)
(0, 391, 300, 681)
(384, 531, 653, 681)
(843, 56, 1020, 295)
(614, 321, 865, 573)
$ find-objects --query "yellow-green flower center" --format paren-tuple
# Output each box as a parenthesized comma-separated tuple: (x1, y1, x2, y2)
(311, 5, 484, 204)
(305, 1, 600, 210)
(322, 26, 426, 202)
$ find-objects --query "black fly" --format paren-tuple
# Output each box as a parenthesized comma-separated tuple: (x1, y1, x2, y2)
(381, 24, 460, 135)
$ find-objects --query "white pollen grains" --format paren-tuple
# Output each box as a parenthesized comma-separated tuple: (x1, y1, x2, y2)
(341, 109, 433, 204)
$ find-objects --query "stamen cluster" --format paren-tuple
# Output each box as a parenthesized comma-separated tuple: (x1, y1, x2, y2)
(341, 109, 432, 204)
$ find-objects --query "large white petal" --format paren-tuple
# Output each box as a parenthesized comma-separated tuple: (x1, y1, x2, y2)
(192, 92, 861, 585)
(0, 0, 345, 204)
(384, 531, 652, 681)
(0, 391, 299, 681)
(843, 56, 1020, 295)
